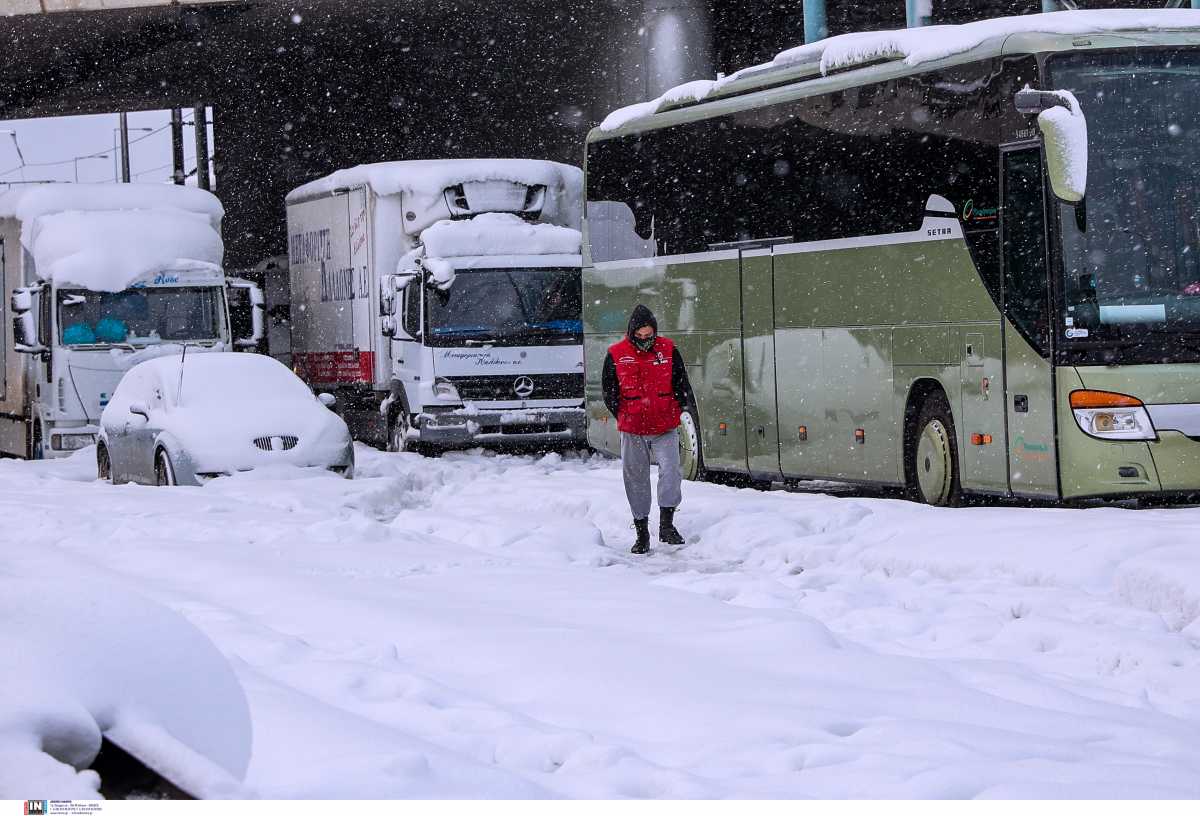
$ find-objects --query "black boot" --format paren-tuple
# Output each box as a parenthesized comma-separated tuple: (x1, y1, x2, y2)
(631, 518, 650, 554)
(659, 507, 685, 546)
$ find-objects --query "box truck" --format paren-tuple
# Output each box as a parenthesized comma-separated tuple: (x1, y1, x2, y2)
(285, 159, 585, 451)
(0, 183, 263, 458)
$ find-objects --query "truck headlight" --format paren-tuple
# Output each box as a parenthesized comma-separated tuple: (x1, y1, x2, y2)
(433, 378, 460, 402)
(1070, 390, 1156, 441)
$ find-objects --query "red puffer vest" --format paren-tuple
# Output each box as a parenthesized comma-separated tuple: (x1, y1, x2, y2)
(609, 335, 682, 436)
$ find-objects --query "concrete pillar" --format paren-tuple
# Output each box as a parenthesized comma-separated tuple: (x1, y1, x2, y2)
(642, 0, 715, 97)
(906, 0, 931, 27)
(803, 0, 827, 43)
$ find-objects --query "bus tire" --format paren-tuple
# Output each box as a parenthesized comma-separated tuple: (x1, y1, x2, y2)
(906, 393, 961, 507)
(678, 403, 704, 482)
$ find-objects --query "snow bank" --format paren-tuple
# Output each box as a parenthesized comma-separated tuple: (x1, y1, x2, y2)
(287, 159, 582, 234)
(422, 213, 582, 259)
(599, 9, 1200, 132)
(29, 209, 224, 292)
(0, 578, 252, 799)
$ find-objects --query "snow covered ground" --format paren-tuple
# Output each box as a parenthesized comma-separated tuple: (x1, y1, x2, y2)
(4, 445, 1200, 799)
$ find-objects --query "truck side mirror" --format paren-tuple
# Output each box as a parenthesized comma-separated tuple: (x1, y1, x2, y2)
(9, 290, 46, 357)
(229, 281, 265, 348)
(1016, 87, 1088, 204)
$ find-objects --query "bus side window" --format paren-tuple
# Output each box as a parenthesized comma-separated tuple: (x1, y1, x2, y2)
(1002, 149, 1051, 355)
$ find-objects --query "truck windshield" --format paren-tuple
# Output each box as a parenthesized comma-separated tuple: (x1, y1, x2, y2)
(1049, 48, 1200, 362)
(425, 267, 581, 347)
(59, 287, 224, 348)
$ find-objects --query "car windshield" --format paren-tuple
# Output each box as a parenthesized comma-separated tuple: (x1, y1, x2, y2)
(59, 286, 225, 348)
(1049, 49, 1200, 356)
(425, 267, 581, 347)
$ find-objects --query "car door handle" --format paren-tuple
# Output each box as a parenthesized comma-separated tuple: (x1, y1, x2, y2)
(1014, 394, 1029, 413)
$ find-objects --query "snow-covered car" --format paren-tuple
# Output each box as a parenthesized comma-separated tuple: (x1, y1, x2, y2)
(97, 351, 354, 485)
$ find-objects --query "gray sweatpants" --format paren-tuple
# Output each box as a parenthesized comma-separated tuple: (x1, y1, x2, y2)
(620, 429, 682, 520)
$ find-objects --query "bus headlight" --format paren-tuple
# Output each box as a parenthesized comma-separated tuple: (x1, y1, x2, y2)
(433, 378, 460, 402)
(1070, 390, 1156, 441)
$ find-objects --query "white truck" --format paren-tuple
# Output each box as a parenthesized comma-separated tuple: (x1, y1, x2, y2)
(0, 183, 263, 459)
(284, 159, 586, 451)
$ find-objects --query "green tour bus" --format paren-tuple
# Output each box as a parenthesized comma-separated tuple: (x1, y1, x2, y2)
(583, 10, 1200, 505)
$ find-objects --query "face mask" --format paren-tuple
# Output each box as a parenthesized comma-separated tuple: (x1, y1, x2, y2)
(633, 334, 655, 352)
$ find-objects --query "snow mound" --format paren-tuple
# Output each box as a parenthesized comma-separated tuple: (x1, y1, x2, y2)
(421, 213, 582, 259)
(29, 209, 223, 292)
(599, 9, 1200, 132)
(0, 578, 252, 799)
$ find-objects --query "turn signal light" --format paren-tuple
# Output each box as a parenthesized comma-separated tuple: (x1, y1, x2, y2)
(718, 422, 728, 436)
(854, 428, 866, 444)
(1069, 390, 1143, 409)
(797, 425, 808, 441)
(970, 433, 993, 446)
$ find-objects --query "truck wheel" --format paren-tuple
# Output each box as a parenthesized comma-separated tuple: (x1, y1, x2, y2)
(679, 404, 704, 482)
(906, 393, 961, 507)
(387, 410, 414, 454)
(97, 443, 112, 483)
(155, 449, 177, 487)
(31, 422, 45, 460)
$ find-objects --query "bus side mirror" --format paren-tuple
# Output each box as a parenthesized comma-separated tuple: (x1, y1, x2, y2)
(1016, 88, 1087, 204)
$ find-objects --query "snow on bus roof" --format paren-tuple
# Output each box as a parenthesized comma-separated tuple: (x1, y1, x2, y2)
(599, 9, 1200, 133)
(286, 158, 582, 205)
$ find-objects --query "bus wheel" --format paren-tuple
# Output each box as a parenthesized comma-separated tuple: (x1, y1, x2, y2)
(907, 394, 961, 507)
(97, 443, 112, 482)
(678, 404, 704, 481)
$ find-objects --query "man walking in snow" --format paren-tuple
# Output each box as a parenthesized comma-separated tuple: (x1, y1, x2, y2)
(601, 304, 692, 554)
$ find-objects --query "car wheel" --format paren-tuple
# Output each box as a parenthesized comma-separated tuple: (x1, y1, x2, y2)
(678, 403, 704, 482)
(97, 443, 112, 483)
(155, 449, 177, 487)
(907, 393, 961, 507)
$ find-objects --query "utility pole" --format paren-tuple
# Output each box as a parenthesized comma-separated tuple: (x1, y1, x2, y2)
(193, 105, 211, 191)
(803, 0, 827, 43)
(118, 113, 131, 183)
(170, 108, 186, 185)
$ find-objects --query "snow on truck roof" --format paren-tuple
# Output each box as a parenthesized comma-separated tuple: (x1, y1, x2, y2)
(0, 183, 225, 292)
(421, 212, 581, 259)
(286, 158, 581, 204)
(599, 9, 1200, 133)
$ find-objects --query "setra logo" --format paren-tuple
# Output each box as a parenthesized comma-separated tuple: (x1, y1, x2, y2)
(25, 802, 47, 815)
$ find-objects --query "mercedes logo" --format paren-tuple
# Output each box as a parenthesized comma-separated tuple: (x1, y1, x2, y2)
(513, 376, 535, 398)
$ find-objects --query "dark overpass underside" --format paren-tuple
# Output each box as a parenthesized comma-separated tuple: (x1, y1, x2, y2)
(0, 0, 1167, 268)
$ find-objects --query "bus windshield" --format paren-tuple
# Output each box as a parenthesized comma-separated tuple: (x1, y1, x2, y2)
(59, 286, 225, 348)
(425, 267, 581, 347)
(1049, 49, 1200, 359)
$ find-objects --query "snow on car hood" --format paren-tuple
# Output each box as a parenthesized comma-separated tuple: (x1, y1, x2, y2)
(0, 578, 251, 798)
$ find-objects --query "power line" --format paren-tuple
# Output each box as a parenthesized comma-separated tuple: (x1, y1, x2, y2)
(0, 118, 191, 179)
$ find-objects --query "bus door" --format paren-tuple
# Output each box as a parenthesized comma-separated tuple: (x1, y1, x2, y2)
(1000, 147, 1059, 498)
(740, 244, 784, 481)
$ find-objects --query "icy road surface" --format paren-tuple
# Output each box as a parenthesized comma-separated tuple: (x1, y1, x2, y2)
(6, 446, 1200, 798)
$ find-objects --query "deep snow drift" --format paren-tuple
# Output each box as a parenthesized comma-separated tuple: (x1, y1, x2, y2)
(3, 447, 1199, 798)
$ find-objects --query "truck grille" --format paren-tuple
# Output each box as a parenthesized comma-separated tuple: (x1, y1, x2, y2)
(448, 373, 583, 401)
(254, 435, 299, 451)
